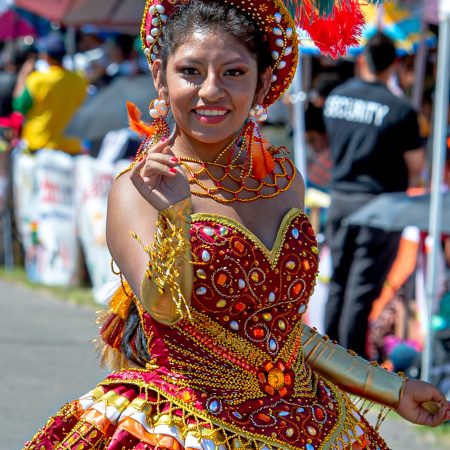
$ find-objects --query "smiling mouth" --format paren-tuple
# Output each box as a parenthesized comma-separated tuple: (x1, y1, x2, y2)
(194, 109, 229, 116)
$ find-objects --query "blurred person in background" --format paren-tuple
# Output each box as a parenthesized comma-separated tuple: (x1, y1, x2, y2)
(304, 104, 331, 192)
(0, 42, 37, 128)
(12, 33, 87, 155)
(309, 72, 343, 109)
(323, 32, 425, 358)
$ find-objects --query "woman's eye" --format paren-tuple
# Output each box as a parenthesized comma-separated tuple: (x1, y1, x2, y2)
(225, 69, 245, 77)
(181, 68, 199, 75)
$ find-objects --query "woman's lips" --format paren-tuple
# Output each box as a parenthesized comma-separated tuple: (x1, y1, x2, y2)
(192, 108, 230, 124)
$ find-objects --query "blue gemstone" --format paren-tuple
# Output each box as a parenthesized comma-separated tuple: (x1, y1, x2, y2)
(297, 407, 304, 413)
(278, 411, 289, 417)
(306, 444, 315, 450)
(232, 411, 243, 419)
(208, 400, 219, 413)
(269, 339, 277, 352)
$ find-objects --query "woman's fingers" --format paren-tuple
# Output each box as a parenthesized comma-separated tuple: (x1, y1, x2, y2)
(146, 137, 171, 155)
(141, 160, 179, 182)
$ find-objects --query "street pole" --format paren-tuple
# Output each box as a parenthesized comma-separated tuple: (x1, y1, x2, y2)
(421, 1, 450, 382)
(291, 54, 308, 184)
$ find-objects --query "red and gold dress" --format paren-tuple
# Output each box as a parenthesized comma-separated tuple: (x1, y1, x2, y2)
(25, 208, 390, 450)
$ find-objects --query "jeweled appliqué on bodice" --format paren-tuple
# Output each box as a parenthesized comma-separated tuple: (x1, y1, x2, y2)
(189, 208, 319, 357)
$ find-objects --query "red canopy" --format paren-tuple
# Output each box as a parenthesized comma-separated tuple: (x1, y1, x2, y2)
(14, 0, 86, 22)
(15, 0, 144, 32)
(0, 9, 37, 40)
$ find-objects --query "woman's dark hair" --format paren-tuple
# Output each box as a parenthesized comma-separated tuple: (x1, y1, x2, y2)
(159, 0, 272, 80)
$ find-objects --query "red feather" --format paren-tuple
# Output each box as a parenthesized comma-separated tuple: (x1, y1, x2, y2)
(298, 0, 365, 58)
(126, 101, 155, 137)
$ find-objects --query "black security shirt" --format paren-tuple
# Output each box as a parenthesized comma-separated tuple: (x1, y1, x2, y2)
(324, 78, 422, 194)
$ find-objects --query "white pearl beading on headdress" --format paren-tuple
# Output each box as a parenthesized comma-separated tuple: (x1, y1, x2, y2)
(145, 3, 167, 62)
(144, 2, 292, 73)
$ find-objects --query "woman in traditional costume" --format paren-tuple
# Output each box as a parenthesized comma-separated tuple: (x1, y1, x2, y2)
(25, 1, 449, 449)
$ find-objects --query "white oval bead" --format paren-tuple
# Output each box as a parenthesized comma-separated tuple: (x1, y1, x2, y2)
(271, 50, 279, 60)
(160, 14, 168, 23)
(155, 4, 165, 14)
(284, 46, 292, 56)
(151, 17, 159, 26)
(278, 60, 286, 69)
(144, 48, 151, 56)
(274, 12, 282, 23)
(152, 46, 159, 55)
(286, 27, 293, 38)
(146, 34, 155, 44)
(271, 74, 277, 82)
(151, 27, 160, 36)
(275, 38, 284, 47)
(273, 27, 282, 36)
(149, 5, 156, 15)
(150, 108, 159, 118)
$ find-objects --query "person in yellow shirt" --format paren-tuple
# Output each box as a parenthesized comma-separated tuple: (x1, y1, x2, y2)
(13, 35, 87, 155)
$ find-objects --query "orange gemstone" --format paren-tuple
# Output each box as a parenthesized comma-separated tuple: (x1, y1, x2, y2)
(302, 260, 310, 270)
(279, 387, 288, 397)
(284, 374, 292, 386)
(264, 386, 275, 396)
(315, 407, 324, 420)
(264, 362, 274, 371)
(217, 273, 227, 285)
(258, 373, 267, 383)
(233, 241, 245, 252)
(293, 283, 302, 295)
(253, 328, 265, 338)
(234, 302, 246, 312)
(258, 413, 271, 423)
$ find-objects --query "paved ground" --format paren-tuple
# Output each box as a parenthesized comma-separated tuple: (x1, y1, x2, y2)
(0, 279, 448, 449)
(0, 280, 107, 450)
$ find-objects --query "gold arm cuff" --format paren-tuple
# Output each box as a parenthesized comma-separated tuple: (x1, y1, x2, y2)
(138, 197, 193, 326)
(301, 323, 406, 409)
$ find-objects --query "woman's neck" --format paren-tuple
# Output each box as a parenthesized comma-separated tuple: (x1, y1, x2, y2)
(170, 129, 240, 163)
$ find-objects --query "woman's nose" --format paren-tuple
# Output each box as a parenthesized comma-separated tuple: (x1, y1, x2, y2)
(198, 72, 225, 101)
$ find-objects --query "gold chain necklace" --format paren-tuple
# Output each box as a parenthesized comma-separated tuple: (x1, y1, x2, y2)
(179, 148, 295, 204)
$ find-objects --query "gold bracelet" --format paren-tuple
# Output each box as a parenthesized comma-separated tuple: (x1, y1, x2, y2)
(132, 197, 193, 325)
(301, 323, 406, 409)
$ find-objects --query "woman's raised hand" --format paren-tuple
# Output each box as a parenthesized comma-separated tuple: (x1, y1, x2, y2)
(395, 378, 450, 426)
(129, 139, 191, 211)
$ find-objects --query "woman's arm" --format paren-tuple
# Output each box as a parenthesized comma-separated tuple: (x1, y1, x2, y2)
(106, 140, 193, 325)
(301, 323, 404, 408)
(302, 324, 450, 425)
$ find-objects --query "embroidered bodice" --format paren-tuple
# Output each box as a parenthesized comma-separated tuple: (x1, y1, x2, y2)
(106, 209, 364, 448)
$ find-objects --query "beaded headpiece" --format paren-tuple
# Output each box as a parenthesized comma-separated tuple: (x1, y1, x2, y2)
(141, 0, 382, 108)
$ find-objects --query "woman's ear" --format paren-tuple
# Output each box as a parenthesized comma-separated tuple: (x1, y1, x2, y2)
(151, 60, 169, 102)
(254, 66, 272, 105)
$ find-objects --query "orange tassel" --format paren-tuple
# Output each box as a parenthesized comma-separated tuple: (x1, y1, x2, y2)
(245, 123, 275, 180)
(251, 138, 275, 180)
(126, 101, 155, 137)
